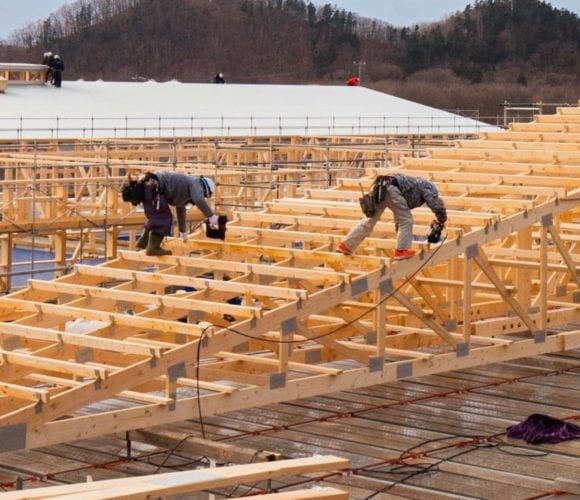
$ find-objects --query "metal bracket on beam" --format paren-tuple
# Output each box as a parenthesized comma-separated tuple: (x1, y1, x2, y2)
(396, 363, 413, 379)
(0, 424, 26, 453)
(2, 335, 21, 351)
(270, 372, 286, 389)
(168, 362, 186, 382)
(168, 393, 176, 412)
(366, 331, 377, 344)
(281, 317, 298, 337)
(369, 355, 384, 373)
(456, 342, 470, 358)
(351, 277, 369, 296)
(534, 331, 546, 344)
(541, 213, 553, 227)
(76, 347, 94, 364)
(305, 349, 321, 364)
(466, 244, 479, 259)
(444, 319, 457, 332)
(379, 278, 394, 295)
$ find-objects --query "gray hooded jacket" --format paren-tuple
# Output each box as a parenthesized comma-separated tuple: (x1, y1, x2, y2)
(155, 171, 214, 233)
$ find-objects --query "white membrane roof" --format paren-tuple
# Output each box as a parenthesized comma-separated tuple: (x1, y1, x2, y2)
(0, 80, 497, 138)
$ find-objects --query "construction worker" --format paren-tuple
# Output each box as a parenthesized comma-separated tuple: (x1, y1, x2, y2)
(347, 76, 360, 86)
(123, 172, 221, 253)
(42, 52, 54, 83)
(213, 72, 225, 83)
(122, 173, 173, 256)
(154, 171, 220, 239)
(337, 173, 447, 260)
(51, 55, 64, 88)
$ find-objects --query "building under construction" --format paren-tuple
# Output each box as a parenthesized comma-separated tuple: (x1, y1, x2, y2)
(0, 65, 578, 498)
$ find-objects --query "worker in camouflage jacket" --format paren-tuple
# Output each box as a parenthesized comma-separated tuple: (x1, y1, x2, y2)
(337, 173, 447, 260)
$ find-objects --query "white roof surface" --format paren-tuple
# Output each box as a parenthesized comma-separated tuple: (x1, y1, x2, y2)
(0, 80, 497, 138)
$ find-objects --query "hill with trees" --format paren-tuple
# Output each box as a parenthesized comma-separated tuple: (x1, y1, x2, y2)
(0, 0, 578, 119)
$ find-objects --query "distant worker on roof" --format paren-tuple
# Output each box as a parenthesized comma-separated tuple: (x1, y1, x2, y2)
(51, 55, 64, 88)
(42, 52, 55, 83)
(347, 76, 360, 86)
(213, 72, 225, 83)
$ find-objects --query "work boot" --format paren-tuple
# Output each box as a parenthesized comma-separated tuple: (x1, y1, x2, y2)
(136, 229, 150, 250)
(394, 248, 416, 261)
(336, 242, 353, 256)
(146, 232, 172, 256)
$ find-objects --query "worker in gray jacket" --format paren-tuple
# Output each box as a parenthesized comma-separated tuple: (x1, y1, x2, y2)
(122, 171, 219, 254)
(337, 173, 447, 260)
(154, 171, 218, 239)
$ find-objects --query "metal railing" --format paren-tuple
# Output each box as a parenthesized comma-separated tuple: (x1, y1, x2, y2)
(0, 114, 501, 139)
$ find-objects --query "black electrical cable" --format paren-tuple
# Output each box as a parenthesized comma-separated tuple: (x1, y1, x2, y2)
(357, 432, 548, 499)
(146, 324, 213, 474)
(174, 237, 449, 479)
(204, 235, 449, 347)
(226, 450, 263, 498)
(360, 444, 488, 499)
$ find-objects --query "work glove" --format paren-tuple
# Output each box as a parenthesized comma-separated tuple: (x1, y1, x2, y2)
(179, 232, 188, 242)
(208, 214, 219, 229)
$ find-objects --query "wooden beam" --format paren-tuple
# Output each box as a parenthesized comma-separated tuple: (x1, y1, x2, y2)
(134, 428, 282, 463)
(0, 456, 350, 499)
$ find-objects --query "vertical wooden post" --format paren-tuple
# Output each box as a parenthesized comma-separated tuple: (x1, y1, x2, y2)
(516, 227, 532, 305)
(0, 233, 12, 292)
(449, 256, 461, 320)
(463, 255, 472, 342)
(539, 224, 548, 332)
(373, 289, 385, 356)
(106, 227, 119, 261)
(54, 230, 67, 278)
(278, 330, 290, 374)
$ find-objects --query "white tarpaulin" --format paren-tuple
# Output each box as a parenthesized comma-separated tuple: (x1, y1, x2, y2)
(0, 80, 497, 138)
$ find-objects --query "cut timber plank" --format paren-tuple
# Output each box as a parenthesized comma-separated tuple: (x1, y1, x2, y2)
(0, 456, 350, 499)
(258, 488, 348, 499)
(134, 428, 282, 464)
(555, 478, 580, 495)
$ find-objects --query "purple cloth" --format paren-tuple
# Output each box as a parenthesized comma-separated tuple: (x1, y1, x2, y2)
(143, 184, 173, 236)
(507, 414, 580, 444)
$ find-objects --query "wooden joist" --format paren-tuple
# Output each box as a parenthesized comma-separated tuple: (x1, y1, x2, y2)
(0, 103, 578, 457)
(0, 456, 350, 499)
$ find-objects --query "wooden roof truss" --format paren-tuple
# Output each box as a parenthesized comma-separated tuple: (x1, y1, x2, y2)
(0, 105, 579, 453)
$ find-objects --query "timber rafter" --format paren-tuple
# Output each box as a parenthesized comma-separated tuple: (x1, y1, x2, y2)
(0, 105, 579, 453)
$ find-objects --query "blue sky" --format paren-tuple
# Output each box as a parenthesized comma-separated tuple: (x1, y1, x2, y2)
(315, 0, 580, 27)
(1, 0, 579, 39)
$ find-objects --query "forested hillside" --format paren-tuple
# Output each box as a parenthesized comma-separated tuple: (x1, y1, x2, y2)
(1, 0, 578, 117)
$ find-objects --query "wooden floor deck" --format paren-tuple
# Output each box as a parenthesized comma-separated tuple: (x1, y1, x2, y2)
(1, 347, 578, 498)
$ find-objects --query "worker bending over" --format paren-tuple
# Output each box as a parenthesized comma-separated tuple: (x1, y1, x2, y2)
(337, 173, 447, 260)
(122, 171, 220, 256)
